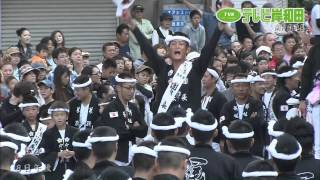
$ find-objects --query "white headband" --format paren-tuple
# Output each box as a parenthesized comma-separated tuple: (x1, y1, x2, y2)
(0, 141, 18, 151)
(242, 171, 278, 177)
(154, 144, 190, 156)
(267, 121, 284, 137)
(115, 75, 137, 83)
(18, 103, 40, 108)
(73, 78, 92, 88)
(48, 108, 69, 114)
(72, 141, 92, 149)
(222, 126, 254, 139)
(207, 68, 219, 80)
(186, 118, 218, 131)
(86, 135, 119, 143)
(261, 72, 277, 77)
(165, 35, 191, 46)
(267, 139, 302, 160)
(286, 98, 300, 105)
(11, 162, 46, 175)
(173, 108, 194, 127)
(248, 75, 266, 83)
(0, 129, 31, 142)
(292, 61, 304, 68)
(150, 122, 180, 131)
(39, 116, 51, 121)
(230, 78, 250, 84)
(277, 70, 298, 78)
(131, 145, 157, 157)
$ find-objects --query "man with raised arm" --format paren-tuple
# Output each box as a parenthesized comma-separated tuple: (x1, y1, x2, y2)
(122, 13, 225, 113)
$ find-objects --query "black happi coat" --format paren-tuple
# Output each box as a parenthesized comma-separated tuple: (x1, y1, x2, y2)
(95, 97, 148, 163)
(40, 125, 78, 180)
(93, 160, 134, 177)
(153, 174, 180, 180)
(230, 151, 262, 174)
(295, 154, 320, 180)
(272, 86, 293, 120)
(132, 25, 222, 112)
(68, 95, 100, 129)
(220, 97, 266, 157)
(276, 172, 302, 180)
(0, 97, 23, 127)
(201, 89, 228, 120)
(186, 144, 240, 180)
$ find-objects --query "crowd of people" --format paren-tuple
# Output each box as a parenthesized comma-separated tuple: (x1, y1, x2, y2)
(0, 0, 320, 179)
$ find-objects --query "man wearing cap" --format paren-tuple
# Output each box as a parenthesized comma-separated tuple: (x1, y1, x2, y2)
(201, 68, 227, 120)
(123, 12, 224, 113)
(186, 110, 239, 180)
(129, 4, 154, 61)
(271, 66, 300, 120)
(38, 79, 54, 116)
(256, 46, 272, 61)
(69, 75, 100, 130)
(152, 12, 173, 46)
(5, 47, 21, 80)
(19, 64, 39, 83)
(96, 73, 147, 164)
(135, 65, 154, 125)
(20, 96, 47, 155)
(82, 51, 90, 66)
(220, 73, 265, 157)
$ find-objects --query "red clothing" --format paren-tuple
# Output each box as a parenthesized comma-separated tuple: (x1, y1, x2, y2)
(268, 56, 277, 70)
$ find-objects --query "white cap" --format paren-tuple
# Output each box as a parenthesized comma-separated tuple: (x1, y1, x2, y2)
(256, 46, 272, 55)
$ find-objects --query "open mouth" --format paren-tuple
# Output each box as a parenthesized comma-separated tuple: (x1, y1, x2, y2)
(174, 51, 181, 55)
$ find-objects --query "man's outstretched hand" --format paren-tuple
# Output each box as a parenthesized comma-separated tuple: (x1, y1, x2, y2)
(121, 9, 136, 30)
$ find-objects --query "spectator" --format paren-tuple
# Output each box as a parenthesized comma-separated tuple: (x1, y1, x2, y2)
(40, 36, 55, 69)
(236, 1, 262, 42)
(282, 33, 298, 63)
(116, 24, 130, 56)
(181, 0, 235, 48)
(50, 30, 65, 48)
(129, 4, 154, 60)
(263, 33, 277, 48)
(241, 37, 254, 52)
(101, 60, 117, 84)
(182, 10, 205, 52)
(19, 64, 39, 83)
(31, 43, 48, 66)
(269, 41, 286, 70)
(5, 47, 21, 80)
(5, 76, 18, 96)
(242, 160, 277, 180)
(231, 41, 242, 54)
(152, 12, 173, 46)
(52, 65, 74, 102)
(69, 47, 83, 76)
(97, 42, 119, 71)
(82, 51, 90, 66)
(15, 27, 32, 64)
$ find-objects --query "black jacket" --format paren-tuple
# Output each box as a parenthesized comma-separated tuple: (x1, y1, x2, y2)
(295, 154, 320, 180)
(186, 144, 240, 180)
(40, 125, 78, 180)
(0, 97, 23, 127)
(132, 26, 222, 112)
(93, 160, 134, 177)
(68, 95, 100, 129)
(272, 86, 292, 120)
(16, 41, 32, 65)
(153, 174, 180, 180)
(276, 172, 302, 180)
(95, 97, 148, 163)
(301, 43, 320, 100)
(230, 151, 262, 174)
(220, 97, 266, 157)
(202, 89, 227, 120)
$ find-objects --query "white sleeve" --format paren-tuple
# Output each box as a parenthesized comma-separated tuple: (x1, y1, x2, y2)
(152, 30, 159, 46)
